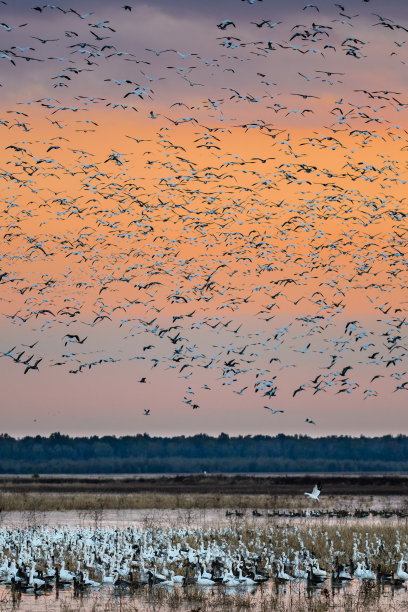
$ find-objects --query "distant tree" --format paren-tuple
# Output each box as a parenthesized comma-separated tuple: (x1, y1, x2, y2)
(0, 433, 407, 474)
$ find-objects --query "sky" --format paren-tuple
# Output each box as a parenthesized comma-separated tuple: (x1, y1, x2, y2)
(0, 0, 407, 438)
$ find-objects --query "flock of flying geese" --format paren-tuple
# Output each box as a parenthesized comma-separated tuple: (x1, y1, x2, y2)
(0, 0, 407, 426)
(1, 521, 408, 596)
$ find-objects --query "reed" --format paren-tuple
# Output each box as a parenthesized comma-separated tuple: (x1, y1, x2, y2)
(0, 492, 404, 512)
(17, 583, 403, 612)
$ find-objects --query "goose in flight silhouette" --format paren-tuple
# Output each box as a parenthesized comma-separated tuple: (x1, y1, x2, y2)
(217, 20, 236, 30)
(24, 358, 42, 374)
(264, 406, 284, 414)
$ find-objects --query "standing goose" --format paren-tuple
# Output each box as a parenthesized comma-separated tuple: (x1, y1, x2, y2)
(397, 557, 408, 581)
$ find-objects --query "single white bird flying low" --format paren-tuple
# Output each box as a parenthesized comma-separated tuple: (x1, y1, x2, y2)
(305, 418, 316, 425)
(304, 483, 322, 501)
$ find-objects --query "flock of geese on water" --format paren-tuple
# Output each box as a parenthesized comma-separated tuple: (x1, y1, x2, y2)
(1, 523, 408, 596)
(230, 507, 408, 519)
(0, 0, 407, 426)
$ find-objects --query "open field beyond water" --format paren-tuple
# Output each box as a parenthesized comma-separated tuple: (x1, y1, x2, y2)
(2, 473, 408, 495)
(0, 474, 407, 512)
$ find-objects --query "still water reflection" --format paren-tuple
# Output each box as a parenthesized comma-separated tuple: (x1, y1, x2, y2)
(1, 579, 407, 612)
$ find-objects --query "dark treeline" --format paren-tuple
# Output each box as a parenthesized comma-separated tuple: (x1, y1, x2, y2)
(1, 433, 408, 474)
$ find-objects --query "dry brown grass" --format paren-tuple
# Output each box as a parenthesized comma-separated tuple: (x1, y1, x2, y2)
(0, 491, 399, 512)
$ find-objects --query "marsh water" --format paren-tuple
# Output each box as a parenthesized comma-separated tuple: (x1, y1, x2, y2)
(1, 504, 408, 612)
(1, 573, 407, 612)
(1, 496, 407, 529)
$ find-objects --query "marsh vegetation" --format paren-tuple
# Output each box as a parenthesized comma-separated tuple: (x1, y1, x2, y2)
(1, 501, 408, 611)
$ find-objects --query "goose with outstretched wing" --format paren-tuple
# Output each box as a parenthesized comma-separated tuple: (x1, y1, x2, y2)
(304, 482, 322, 501)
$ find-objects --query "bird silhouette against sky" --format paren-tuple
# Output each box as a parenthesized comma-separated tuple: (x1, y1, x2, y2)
(0, 0, 407, 436)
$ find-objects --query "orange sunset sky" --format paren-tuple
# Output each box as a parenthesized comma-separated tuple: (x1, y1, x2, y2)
(0, 0, 407, 437)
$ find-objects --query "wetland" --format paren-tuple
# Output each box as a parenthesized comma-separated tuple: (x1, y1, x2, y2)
(0, 478, 408, 611)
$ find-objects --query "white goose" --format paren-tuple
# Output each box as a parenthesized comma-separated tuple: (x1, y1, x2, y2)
(168, 569, 185, 585)
(292, 554, 308, 579)
(101, 569, 116, 584)
(195, 570, 215, 586)
(28, 566, 46, 590)
(222, 570, 241, 586)
(59, 561, 75, 582)
(304, 483, 321, 501)
(277, 561, 294, 581)
(354, 561, 376, 580)
(311, 559, 327, 577)
(397, 558, 408, 581)
(237, 566, 256, 585)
